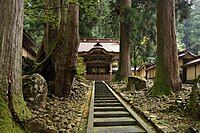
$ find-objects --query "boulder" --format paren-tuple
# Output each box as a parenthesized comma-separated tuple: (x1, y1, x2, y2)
(127, 76, 147, 91)
(22, 73, 48, 109)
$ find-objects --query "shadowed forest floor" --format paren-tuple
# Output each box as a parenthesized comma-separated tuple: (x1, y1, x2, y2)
(29, 77, 92, 133)
(110, 83, 200, 132)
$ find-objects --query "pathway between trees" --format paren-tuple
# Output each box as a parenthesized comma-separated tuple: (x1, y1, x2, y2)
(87, 81, 155, 133)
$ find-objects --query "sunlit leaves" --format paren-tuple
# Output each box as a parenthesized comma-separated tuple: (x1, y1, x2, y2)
(24, 0, 45, 46)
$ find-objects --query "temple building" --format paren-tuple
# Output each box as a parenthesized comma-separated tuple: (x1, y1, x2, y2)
(181, 56, 200, 83)
(78, 38, 119, 81)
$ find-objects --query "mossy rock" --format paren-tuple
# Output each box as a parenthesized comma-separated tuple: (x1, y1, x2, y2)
(22, 73, 48, 110)
(127, 76, 147, 91)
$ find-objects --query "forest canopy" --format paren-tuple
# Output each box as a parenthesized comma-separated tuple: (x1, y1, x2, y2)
(24, 0, 199, 63)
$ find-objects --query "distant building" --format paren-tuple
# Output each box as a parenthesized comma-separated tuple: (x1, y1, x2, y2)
(181, 56, 200, 83)
(78, 39, 199, 82)
(78, 38, 119, 81)
(146, 64, 156, 80)
(178, 50, 197, 82)
(136, 65, 147, 78)
(145, 49, 198, 83)
(22, 31, 36, 59)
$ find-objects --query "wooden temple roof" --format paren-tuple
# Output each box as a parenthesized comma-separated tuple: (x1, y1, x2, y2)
(79, 38, 119, 53)
(178, 49, 197, 59)
(23, 31, 37, 57)
(181, 56, 200, 68)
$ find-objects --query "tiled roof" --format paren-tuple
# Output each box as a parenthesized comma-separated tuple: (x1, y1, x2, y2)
(80, 38, 119, 43)
(23, 30, 37, 47)
(181, 57, 200, 68)
(146, 64, 156, 71)
(22, 31, 37, 57)
(79, 38, 119, 52)
(178, 50, 197, 59)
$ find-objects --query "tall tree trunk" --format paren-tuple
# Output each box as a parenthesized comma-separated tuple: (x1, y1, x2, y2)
(150, 0, 181, 96)
(0, 0, 32, 132)
(35, 1, 79, 97)
(114, 0, 132, 81)
(53, 3, 79, 97)
(35, 0, 58, 82)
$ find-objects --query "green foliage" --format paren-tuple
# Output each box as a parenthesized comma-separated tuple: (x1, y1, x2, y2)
(79, 0, 120, 39)
(77, 57, 86, 76)
(176, 0, 193, 22)
(177, 0, 200, 55)
(24, 0, 45, 47)
(123, 1, 157, 67)
(24, 0, 100, 43)
(91, 0, 120, 39)
(79, 0, 100, 38)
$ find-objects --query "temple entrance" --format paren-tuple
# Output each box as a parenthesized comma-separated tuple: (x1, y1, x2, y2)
(86, 64, 111, 81)
(86, 65, 110, 75)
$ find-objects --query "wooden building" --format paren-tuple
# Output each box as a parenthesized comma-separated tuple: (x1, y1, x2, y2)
(78, 38, 119, 81)
(136, 65, 146, 78)
(181, 57, 200, 83)
(22, 31, 36, 59)
(146, 64, 156, 79)
(178, 50, 197, 81)
(145, 50, 198, 82)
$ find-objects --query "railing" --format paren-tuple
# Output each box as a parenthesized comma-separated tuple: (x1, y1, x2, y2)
(85, 74, 111, 81)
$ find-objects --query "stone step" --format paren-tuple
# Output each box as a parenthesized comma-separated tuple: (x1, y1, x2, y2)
(94, 99, 119, 103)
(94, 97, 117, 100)
(94, 117, 137, 127)
(95, 92, 112, 93)
(94, 125, 146, 133)
(96, 92, 110, 94)
(94, 111, 130, 118)
(95, 94, 113, 96)
(95, 95, 115, 98)
(94, 102, 122, 107)
(94, 106, 126, 111)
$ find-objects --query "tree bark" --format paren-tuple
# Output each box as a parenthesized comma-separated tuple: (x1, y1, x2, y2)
(34, 0, 59, 82)
(114, 0, 132, 81)
(150, 0, 181, 96)
(0, 0, 32, 132)
(53, 3, 79, 97)
(35, 1, 80, 97)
